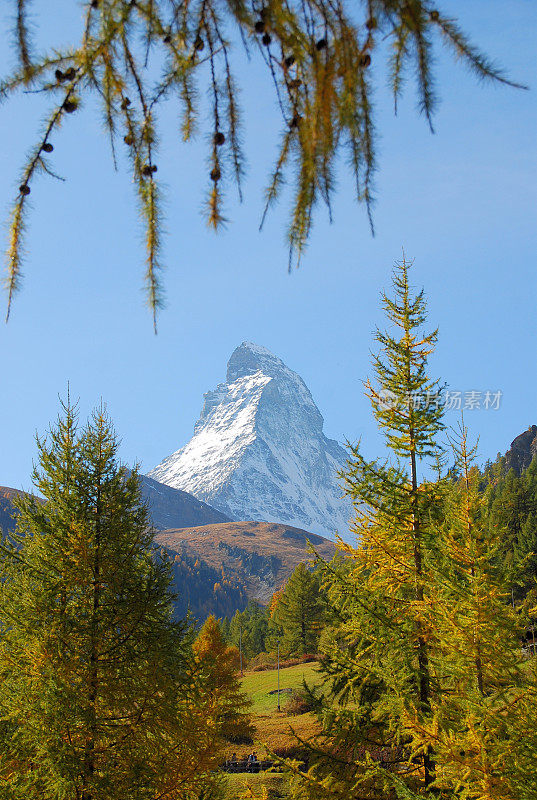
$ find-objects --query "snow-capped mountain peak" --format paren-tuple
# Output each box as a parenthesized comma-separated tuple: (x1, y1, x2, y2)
(148, 342, 352, 537)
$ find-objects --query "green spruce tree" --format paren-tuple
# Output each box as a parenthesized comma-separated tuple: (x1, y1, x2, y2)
(484, 455, 537, 604)
(272, 563, 325, 657)
(0, 400, 221, 799)
(229, 601, 269, 661)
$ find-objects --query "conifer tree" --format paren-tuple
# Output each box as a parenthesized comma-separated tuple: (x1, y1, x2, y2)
(265, 588, 285, 655)
(229, 601, 269, 660)
(0, 401, 222, 799)
(242, 601, 269, 657)
(271, 563, 325, 656)
(221, 614, 232, 642)
(2, 1, 523, 325)
(515, 510, 537, 603)
(193, 615, 255, 744)
(283, 262, 537, 799)
(286, 255, 446, 797)
(484, 456, 537, 603)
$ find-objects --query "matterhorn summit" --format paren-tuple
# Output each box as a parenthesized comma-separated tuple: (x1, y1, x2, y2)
(148, 342, 352, 537)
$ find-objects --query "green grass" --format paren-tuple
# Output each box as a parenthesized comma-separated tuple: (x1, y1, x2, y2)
(223, 771, 290, 799)
(240, 662, 324, 714)
(220, 663, 326, 795)
(216, 662, 324, 763)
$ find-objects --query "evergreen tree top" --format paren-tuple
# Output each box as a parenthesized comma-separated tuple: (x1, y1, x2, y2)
(343, 256, 445, 531)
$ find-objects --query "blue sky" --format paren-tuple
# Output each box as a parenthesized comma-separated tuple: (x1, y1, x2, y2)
(1, 0, 536, 492)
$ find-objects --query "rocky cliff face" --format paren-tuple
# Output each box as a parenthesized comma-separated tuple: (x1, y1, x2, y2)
(148, 342, 352, 538)
(504, 425, 537, 475)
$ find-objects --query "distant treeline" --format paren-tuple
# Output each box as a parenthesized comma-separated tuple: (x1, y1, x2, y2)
(166, 548, 250, 620)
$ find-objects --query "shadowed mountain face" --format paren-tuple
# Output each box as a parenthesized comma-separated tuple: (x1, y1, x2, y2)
(0, 477, 229, 537)
(504, 426, 537, 475)
(0, 487, 29, 534)
(148, 342, 352, 538)
(137, 474, 231, 530)
(155, 521, 336, 605)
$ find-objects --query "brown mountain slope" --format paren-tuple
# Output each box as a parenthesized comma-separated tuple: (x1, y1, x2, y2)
(155, 521, 336, 605)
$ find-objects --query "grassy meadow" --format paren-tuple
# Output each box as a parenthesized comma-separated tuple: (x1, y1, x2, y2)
(222, 661, 325, 798)
(241, 661, 322, 713)
(223, 771, 290, 800)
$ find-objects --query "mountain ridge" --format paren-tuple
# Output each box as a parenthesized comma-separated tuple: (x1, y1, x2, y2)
(3, 423, 536, 620)
(0, 476, 229, 536)
(137, 473, 231, 529)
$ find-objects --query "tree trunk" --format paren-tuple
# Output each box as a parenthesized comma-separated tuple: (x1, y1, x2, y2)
(82, 472, 102, 800)
(410, 447, 435, 787)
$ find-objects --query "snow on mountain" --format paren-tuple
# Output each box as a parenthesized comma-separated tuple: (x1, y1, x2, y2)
(148, 342, 352, 538)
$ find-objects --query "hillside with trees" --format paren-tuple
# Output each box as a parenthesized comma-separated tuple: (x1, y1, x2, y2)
(156, 520, 335, 612)
(167, 548, 250, 620)
(0, 488, 335, 622)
